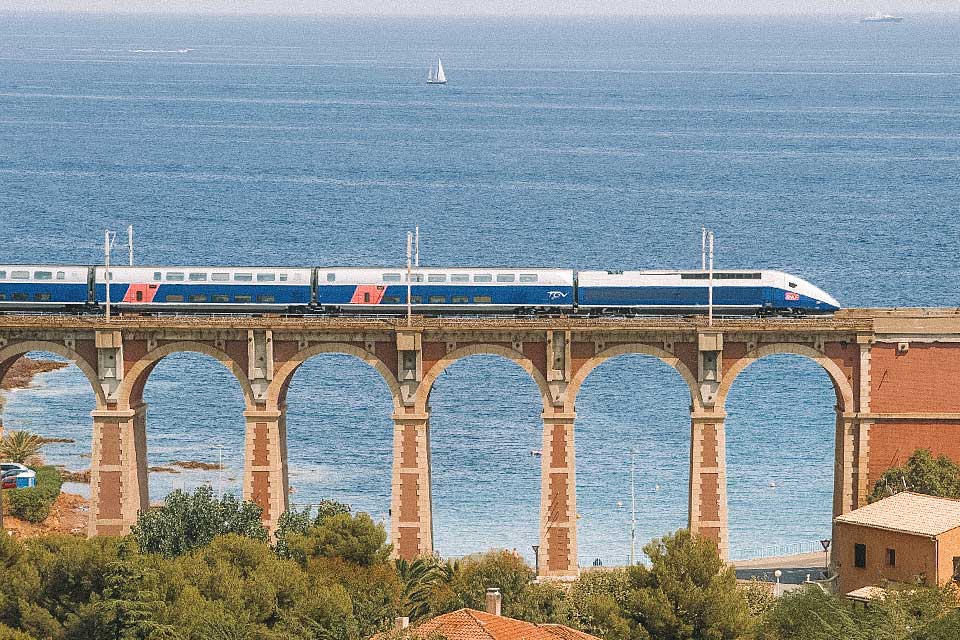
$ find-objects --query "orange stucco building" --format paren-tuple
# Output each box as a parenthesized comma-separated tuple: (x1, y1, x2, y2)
(833, 492, 960, 595)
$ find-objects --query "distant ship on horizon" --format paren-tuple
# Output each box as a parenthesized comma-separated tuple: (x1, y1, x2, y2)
(427, 59, 447, 85)
(860, 12, 904, 23)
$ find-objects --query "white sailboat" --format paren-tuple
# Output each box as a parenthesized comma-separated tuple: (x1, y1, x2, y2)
(427, 58, 447, 85)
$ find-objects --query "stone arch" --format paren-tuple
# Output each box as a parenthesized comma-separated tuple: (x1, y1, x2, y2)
(118, 341, 256, 410)
(414, 344, 553, 413)
(716, 343, 854, 413)
(568, 343, 701, 412)
(267, 343, 402, 411)
(0, 340, 106, 409)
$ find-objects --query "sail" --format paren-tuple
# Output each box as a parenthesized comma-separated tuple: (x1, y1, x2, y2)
(436, 59, 446, 83)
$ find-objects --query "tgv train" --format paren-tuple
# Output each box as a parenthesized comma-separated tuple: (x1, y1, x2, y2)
(0, 264, 840, 316)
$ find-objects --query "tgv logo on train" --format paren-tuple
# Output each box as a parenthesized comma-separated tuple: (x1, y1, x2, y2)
(0, 264, 840, 316)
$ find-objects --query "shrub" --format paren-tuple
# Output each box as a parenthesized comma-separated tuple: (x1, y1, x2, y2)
(5, 466, 61, 524)
(0, 431, 43, 465)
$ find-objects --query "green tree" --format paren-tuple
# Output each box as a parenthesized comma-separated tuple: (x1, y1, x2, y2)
(869, 449, 960, 502)
(286, 512, 390, 567)
(428, 550, 534, 617)
(559, 568, 634, 638)
(132, 486, 267, 557)
(314, 500, 351, 525)
(396, 557, 451, 622)
(626, 529, 754, 640)
(0, 431, 43, 465)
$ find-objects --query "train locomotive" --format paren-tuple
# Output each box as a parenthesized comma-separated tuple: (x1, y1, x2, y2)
(0, 264, 840, 316)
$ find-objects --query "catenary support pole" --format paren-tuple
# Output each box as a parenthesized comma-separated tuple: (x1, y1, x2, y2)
(104, 230, 112, 322)
(406, 231, 413, 327)
(708, 231, 714, 326)
(128, 225, 134, 266)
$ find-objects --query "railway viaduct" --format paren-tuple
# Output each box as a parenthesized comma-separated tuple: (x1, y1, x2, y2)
(1, 309, 959, 577)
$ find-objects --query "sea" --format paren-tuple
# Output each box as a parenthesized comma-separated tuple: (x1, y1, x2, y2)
(0, 12, 958, 565)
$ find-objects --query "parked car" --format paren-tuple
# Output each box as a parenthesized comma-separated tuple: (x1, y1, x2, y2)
(0, 462, 36, 488)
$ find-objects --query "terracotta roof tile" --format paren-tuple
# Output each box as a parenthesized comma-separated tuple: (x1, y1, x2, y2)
(409, 609, 600, 640)
(833, 492, 960, 537)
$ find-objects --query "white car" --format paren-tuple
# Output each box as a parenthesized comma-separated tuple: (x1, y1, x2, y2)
(0, 462, 36, 488)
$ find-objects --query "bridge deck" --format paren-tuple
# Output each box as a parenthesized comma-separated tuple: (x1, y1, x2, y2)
(1, 308, 957, 333)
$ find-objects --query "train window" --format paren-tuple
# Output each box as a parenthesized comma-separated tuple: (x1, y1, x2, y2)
(56, 271, 65, 280)
(135, 291, 143, 302)
(153, 272, 162, 281)
(383, 273, 402, 282)
(0, 271, 5, 279)
(211, 273, 229, 282)
(34, 293, 52, 301)
(410, 296, 422, 304)
(234, 273, 253, 282)
(257, 274, 275, 282)
(363, 292, 371, 303)
(189, 273, 208, 281)
(450, 274, 469, 283)
(452, 295, 469, 304)
(383, 296, 401, 304)
(474, 274, 492, 283)
(165, 295, 185, 302)
(212, 295, 229, 303)
(279, 273, 288, 281)
(235, 295, 252, 302)
(519, 274, 538, 283)
(473, 295, 492, 303)
(257, 295, 276, 303)
(428, 274, 446, 283)
(0, 294, 5, 301)
(408, 274, 424, 283)
(326, 273, 336, 282)
(166, 272, 185, 281)
(496, 274, 516, 283)
(429, 295, 446, 304)
(188, 294, 209, 303)
(12, 293, 28, 301)
(11, 271, 28, 279)
(789, 282, 797, 288)
(680, 273, 708, 279)
(34, 271, 52, 280)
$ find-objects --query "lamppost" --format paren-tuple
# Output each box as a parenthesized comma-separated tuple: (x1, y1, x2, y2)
(532, 544, 540, 575)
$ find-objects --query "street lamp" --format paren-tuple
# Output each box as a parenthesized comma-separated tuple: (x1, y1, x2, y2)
(532, 544, 540, 575)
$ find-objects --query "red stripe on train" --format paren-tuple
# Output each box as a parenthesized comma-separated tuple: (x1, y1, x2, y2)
(350, 285, 386, 304)
(122, 283, 159, 303)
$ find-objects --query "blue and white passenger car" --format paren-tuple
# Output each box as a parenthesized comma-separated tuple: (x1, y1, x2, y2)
(0, 265, 91, 309)
(576, 269, 840, 315)
(96, 266, 313, 311)
(316, 267, 576, 313)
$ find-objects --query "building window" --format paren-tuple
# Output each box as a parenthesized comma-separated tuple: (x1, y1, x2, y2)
(854, 543, 867, 568)
(886, 548, 896, 567)
(953, 557, 960, 582)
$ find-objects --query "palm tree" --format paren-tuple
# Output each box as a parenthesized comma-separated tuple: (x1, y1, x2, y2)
(396, 556, 452, 621)
(0, 430, 44, 464)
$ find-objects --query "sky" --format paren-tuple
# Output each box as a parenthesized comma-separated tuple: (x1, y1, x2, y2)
(0, 1, 957, 17)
